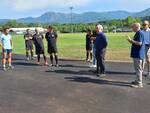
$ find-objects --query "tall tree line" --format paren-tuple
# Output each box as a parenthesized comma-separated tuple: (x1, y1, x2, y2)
(0, 16, 149, 33)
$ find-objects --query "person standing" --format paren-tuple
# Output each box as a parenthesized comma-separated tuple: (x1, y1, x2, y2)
(85, 29, 92, 62)
(45, 26, 59, 67)
(24, 29, 34, 61)
(94, 25, 108, 77)
(127, 23, 145, 88)
(90, 30, 97, 68)
(33, 28, 48, 66)
(0, 28, 14, 71)
(142, 21, 150, 77)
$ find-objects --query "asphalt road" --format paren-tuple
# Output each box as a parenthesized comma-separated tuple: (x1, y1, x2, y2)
(0, 55, 150, 113)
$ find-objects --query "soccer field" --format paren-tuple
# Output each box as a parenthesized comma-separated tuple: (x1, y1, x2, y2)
(11, 32, 134, 61)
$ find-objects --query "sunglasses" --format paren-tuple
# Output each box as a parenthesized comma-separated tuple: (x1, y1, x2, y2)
(143, 24, 148, 26)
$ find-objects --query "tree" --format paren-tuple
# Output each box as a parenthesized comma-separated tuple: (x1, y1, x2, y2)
(125, 16, 136, 27)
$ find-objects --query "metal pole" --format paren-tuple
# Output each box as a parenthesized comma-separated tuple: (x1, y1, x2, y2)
(70, 6, 74, 33)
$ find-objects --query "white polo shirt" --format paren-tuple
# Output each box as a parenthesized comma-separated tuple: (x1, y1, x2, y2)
(142, 28, 150, 45)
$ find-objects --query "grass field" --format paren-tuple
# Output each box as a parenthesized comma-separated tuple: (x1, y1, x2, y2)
(10, 32, 134, 61)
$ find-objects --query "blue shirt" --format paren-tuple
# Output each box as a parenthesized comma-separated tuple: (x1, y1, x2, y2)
(131, 30, 145, 59)
(142, 28, 150, 45)
(0, 34, 12, 49)
(95, 32, 108, 51)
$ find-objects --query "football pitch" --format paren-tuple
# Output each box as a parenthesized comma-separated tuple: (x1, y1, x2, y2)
(11, 32, 134, 61)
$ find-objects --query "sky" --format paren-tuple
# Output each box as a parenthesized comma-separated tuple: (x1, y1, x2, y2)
(0, 0, 150, 19)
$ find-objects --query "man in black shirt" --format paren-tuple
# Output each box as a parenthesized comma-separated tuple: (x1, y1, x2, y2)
(33, 28, 48, 65)
(24, 29, 34, 60)
(45, 26, 59, 67)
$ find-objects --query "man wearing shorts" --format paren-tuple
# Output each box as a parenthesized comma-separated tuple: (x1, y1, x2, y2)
(45, 26, 59, 67)
(0, 28, 14, 71)
(24, 29, 34, 61)
(33, 28, 48, 65)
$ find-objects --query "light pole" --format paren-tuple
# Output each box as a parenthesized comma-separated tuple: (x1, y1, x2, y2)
(70, 6, 74, 33)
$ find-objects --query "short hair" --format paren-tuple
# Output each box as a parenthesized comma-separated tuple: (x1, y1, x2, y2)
(131, 23, 141, 29)
(26, 29, 30, 32)
(143, 20, 149, 25)
(87, 29, 92, 33)
(3, 27, 9, 31)
(96, 24, 103, 30)
(48, 26, 53, 29)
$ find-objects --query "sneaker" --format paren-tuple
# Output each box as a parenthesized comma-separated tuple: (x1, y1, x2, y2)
(31, 57, 35, 60)
(26, 57, 30, 61)
(145, 72, 150, 77)
(131, 81, 143, 88)
(100, 73, 106, 77)
(2, 67, 7, 71)
(56, 64, 59, 67)
(86, 59, 90, 62)
(49, 64, 54, 67)
(8, 65, 14, 70)
(97, 73, 106, 77)
(131, 84, 143, 88)
(90, 65, 97, 68)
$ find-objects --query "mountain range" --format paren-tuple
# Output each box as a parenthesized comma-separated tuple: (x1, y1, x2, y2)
(1, 8, 150, 24)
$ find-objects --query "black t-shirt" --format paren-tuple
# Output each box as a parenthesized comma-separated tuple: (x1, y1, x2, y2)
(86, 34, 92, 46)
(24, 33, 33, 43)
(45, 32, 58, 47)
(33, 33, 44, 48)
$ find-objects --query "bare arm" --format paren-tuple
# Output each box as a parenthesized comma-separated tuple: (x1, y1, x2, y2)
(10, 39, 13, 49)
(0, 42, 2, 47)
(0, 38, 3, 48)
(126, 35, 142, 46)
(91, 36, 96, 40)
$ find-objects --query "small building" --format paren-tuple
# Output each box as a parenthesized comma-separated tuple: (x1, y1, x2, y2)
(10, 27, 46, 34)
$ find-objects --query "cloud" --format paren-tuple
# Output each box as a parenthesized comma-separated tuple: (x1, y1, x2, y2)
(3, 0, 91, 11)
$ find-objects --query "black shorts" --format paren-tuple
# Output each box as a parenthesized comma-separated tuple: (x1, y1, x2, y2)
(35, 46, 45, 55)
(25, 42, 33, 50)
(48, 46, 58, 54)
(86, 44, 92, 51)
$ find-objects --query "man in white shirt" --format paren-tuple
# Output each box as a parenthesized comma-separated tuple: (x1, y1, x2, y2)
(0, 28, 14, 71)
(142, 21, 150, 77)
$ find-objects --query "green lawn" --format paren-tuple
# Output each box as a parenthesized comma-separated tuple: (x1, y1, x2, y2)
(11, 32, 134, 61)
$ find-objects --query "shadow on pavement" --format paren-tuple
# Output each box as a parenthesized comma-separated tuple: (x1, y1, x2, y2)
(60, 64, 89, 68)
(46, 69, 134, 76)
(46, 69, 94, 76)
(65, 76, 131, 87)
(13, 62, 38, 66)
(106, 71, 134, 75)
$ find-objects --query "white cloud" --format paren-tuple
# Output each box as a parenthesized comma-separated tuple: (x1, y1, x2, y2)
(3, 0, 91, 11)
(0, 0, 150, 14)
